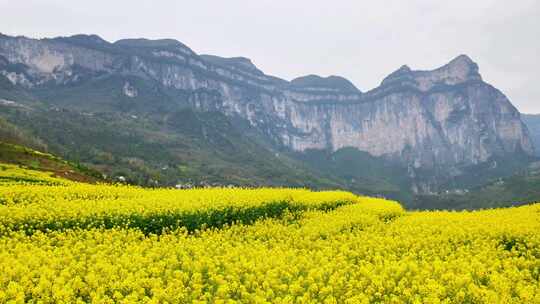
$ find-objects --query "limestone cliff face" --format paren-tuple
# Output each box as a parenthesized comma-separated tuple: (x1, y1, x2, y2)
(281, 55, 533, 168)
(0, 33, 534, 191)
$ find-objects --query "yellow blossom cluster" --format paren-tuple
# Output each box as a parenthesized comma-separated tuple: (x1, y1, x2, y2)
(1, 184, 362, 235)
(0, 164, 70, 186)
(0, 166, 539, 303)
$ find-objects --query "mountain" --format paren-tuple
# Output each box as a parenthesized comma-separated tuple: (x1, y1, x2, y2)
(0, 33, 536, 205)
(522, 114, 540, 157)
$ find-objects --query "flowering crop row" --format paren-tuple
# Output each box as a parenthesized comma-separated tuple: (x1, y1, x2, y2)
(1, 201, 539, 303)
(0, 183, 362, 235)
(0, 164, 69, 186)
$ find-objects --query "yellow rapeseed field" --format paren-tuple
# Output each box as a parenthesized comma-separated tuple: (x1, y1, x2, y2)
(0, 165, 539, 303)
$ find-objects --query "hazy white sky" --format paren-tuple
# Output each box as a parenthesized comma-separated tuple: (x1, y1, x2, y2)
(1, 0, 539, 113)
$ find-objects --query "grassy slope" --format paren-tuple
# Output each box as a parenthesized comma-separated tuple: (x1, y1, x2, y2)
(0, 142, 102, 183)
(412, 164, 540, 210)
(0, 115, 102, 183)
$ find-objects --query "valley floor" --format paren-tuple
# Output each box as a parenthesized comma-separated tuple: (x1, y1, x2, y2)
(0, 165, 539, 303)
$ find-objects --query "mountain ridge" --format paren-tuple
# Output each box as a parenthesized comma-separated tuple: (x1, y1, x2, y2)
(0, 33, 535, 197)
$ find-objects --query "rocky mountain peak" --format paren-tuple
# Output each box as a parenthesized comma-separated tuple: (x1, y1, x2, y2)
(447, 54, 476, 68)
(114, 38, 195, 55)
(47, 34, 114, 50)
(64, 34, 108, 45)
(413, 54, 482, 91)
(436, 54, 481, 81)
(380, 65, 414, 85)
(289, 75, 360, 93)
(200, 55, 262, 75)
(381, 54, 482, 91)
(396, 65, 412, 73)
(229, 57, 257, 69)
